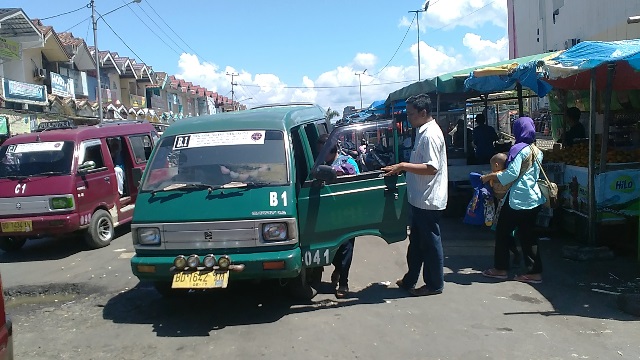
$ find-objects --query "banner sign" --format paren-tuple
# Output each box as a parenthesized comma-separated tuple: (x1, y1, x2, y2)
(50, 72, 75, 99)
(0, 36, 21, 61)
(1, 78, 47, 105)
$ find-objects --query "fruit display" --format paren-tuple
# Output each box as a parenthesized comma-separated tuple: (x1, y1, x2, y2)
(543, 142, 640, 166)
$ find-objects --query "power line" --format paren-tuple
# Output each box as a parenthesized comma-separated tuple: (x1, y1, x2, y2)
(129, 1, 189, 55)
(238, 79, 415, 90)
(40, 5, 88, 20)
(97, 12, 146, 64)
(61, 16, 91, 33)
(120, 0, 181, 56)
(144, 1, 208, 62)
(372, 14, 415, 77)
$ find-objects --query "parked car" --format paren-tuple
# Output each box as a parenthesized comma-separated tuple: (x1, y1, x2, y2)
(0, 119, 157, 251)
(0, 271, 13, 359)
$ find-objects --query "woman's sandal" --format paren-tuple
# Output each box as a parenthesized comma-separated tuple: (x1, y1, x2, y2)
(514, 274, 542, 284)
(482, 269, 508, 280)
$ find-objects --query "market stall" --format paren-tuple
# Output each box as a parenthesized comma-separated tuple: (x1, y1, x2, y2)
(543, 39, 640, 258)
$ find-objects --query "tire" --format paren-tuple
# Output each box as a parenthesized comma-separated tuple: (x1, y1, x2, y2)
(287, 268, 318, 300)
(84, 209, 114, 249)
(0, 237, 26, 252)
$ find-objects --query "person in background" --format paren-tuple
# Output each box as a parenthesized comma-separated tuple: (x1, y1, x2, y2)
(472, 113, 498, 164)
(480, 117, 545, 284)
(108, 138, 126, 196)
(382, 93, 448, 297)
(316, 134, 360, 298)
(559, 107, 586, 147)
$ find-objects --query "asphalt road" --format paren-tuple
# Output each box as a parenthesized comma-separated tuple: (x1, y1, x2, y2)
(1, 220, 639, 360)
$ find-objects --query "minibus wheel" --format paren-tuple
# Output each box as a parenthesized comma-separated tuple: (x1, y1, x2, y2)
(85, 209, 114, 249)
(287, 268, 317, 300)
(0, 237, 26, 252)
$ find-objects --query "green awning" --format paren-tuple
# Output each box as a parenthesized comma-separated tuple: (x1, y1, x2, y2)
(385, 52, 557, 105)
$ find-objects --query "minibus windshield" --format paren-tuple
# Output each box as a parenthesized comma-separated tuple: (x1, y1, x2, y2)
(0, 141, 74, 178)
(141, 130, 288, 192)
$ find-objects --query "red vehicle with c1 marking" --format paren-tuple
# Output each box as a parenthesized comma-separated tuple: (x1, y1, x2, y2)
(0, 120, 156, 251)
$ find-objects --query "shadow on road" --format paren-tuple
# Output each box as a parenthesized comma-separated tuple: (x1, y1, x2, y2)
(102, 280, 411, 337)
(0, 224, 131, 263)
(441, 219, 640, 322)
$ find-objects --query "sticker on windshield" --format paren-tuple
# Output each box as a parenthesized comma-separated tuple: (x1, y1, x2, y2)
(172, 131, 266, 150)
(8, 142, 64, 153)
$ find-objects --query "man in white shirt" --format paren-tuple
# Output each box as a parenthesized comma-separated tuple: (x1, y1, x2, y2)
(382, 94, 448, 296)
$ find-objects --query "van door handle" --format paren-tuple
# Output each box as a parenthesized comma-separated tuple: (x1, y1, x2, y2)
(104, 176, 110, 182)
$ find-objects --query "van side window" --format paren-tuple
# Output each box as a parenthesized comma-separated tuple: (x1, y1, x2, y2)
(129, 134, 153, 164)
(82, 142, 106, 170)
(291, 128, 308, 184)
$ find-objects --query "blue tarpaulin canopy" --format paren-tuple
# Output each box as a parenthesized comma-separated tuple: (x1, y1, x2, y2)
(544, 39, 640, 90)
(464, 52, 561, 97)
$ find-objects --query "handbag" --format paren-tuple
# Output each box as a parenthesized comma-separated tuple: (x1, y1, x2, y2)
(531, 146, 559, 209)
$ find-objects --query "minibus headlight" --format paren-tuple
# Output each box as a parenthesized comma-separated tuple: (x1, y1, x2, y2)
(262, 223, 288, 241)
(50, 196, 74, 210)
(186, 254, 200, 268)
(137, 228, 161, 245)
(203, 254, 216, 268)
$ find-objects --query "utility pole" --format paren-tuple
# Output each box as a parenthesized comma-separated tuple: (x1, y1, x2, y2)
(91, 0, 103, 122)
(227, 72, 238, 111)
(408, 1, 429, 81)
(355, 69, 367, 110)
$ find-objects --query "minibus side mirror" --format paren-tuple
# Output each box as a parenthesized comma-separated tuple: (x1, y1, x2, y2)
(132, 168, 143, 187)
(313, 164, 337, 184)
(78, 161, 96, 173)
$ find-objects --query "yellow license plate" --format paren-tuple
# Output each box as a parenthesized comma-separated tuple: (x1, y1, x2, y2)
(1, 220, 33, 233)
(171, 271, 229, 289)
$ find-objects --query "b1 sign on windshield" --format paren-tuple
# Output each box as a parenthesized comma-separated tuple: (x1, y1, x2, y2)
(7, 142, 64, 153)
(173, 131, 266, 150)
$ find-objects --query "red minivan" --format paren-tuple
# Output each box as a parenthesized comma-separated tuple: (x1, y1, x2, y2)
(0, 271, 12, 360)
(0, 120, 156, 251)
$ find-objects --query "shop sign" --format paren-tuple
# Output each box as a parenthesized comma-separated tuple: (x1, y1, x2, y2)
(50, 72, 75, 99)
(129, 94, 146, 108)
(150, 94, 167, 112)
(1, 78, 47, 105)
(0, 36, 21, 61)
(36, 120, 74, 132)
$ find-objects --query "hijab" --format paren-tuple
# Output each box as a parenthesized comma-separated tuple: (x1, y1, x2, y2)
(506, 117, 536, 167)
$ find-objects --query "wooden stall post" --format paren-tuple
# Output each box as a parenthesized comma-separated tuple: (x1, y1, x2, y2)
(588, 68, 598, 245)
(599, 63, 616, 173)
(517, 82, 524, 117)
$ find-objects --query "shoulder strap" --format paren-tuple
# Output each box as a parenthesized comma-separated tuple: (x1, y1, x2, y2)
(514, 145, 534, 183)
(531, 145, 552, 183)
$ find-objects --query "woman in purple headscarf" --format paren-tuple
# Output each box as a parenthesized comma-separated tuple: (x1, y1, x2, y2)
(479, 117, 546, 284)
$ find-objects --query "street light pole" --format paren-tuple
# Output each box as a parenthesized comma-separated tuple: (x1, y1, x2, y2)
(355, 69, 367, 109)
(91, 0, 142, 123)
(226, 72, 238, 111)
(408, 1, 429, 81)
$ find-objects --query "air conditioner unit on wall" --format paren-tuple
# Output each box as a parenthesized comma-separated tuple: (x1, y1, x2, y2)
(34, 68, 46, 79)
(564, 38, 580, 50)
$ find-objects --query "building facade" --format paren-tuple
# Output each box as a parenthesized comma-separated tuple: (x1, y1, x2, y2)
(508, 0, 640, 58)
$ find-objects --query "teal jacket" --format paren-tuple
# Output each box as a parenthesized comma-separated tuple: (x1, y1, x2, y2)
(497, 146, 545, 210)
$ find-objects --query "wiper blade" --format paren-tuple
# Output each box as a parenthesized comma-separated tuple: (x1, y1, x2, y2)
(5, 175, 28, 180)
(151, 183, 219, 195)
(31, 171, 66, 177)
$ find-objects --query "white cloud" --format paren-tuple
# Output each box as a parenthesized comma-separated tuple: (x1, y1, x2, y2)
(419, 0, 508, 30)
(462, 33, 509, 65)
(175, 18, 509, 117)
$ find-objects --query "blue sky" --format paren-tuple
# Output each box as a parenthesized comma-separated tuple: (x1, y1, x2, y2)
(17, 0, 509, 114)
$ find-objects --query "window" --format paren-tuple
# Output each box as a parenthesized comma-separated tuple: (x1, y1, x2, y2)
(80, 140, 106, 170)
(129, 134, 153, 164)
